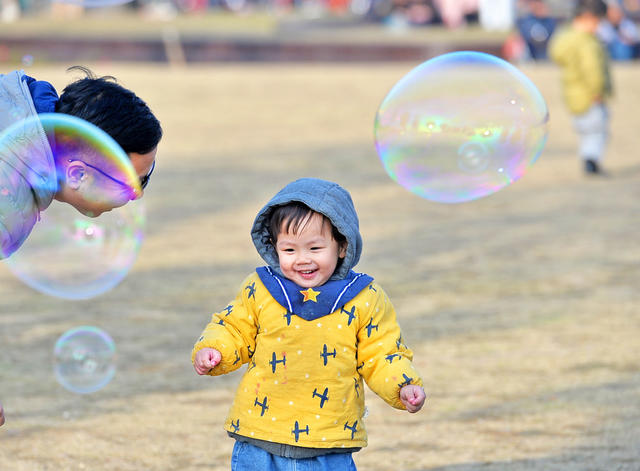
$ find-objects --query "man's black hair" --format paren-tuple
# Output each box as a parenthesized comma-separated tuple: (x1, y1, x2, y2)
(574, 0, 608, 18)
(55, 66, 162, 155)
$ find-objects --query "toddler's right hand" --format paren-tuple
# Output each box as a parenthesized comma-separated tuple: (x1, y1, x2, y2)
(194, 348, 222, 375)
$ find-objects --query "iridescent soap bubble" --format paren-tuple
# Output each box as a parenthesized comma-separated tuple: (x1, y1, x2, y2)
(21, 54, 34, 67)
(1, 113, 145, 299)
(54, 326, 116, 394)
(374, 51, 549, 203)
(5, 200, 144, 299)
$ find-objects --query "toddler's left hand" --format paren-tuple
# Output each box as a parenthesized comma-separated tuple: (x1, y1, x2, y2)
(400, 385, 426, 413)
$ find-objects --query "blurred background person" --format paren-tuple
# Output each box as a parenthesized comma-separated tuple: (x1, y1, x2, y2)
(515, 0, 558, 60)
(479, 0, 516, 31)
(621, 0, 640, 18)
(385, 0, 440, 26)
(403, 0, 440, 26)
(597, 0, 639, 60)
(0, 0, 20, 22)
(432, 0, 478, 28)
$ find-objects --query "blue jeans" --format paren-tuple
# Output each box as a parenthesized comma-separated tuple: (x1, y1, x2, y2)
(231, 441, 357, 471)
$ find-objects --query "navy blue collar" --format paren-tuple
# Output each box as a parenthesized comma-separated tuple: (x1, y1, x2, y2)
(256, 266, 373, 321)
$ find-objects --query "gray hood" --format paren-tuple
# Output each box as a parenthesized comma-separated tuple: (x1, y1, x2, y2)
(0, 70, 56, 258)
(251, 178, 363, 281)
(0, 71, 56, 211)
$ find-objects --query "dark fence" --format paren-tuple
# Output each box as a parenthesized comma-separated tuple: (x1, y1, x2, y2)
(0, 34, 505, 63)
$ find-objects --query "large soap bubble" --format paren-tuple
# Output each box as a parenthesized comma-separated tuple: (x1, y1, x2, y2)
(374, 51, 549, 203)
(1, 113, 145, 299)
(54, 326, 116, 395)
(4, 199, 144, 299)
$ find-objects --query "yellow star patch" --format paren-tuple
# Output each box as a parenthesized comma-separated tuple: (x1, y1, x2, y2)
(300, 288, 320, 302)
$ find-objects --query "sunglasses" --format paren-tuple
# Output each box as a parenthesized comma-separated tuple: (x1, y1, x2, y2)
(71, 159, 156, 194)
(139, 160, 155, 190)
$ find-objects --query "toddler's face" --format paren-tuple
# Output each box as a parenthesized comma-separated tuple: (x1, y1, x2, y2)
(275, 213, 346, 288)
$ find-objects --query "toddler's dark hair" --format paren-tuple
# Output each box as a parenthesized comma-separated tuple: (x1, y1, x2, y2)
(268, 202, 346, 248)
(55, 66, 162, 155)
(574, 0, 607, 18)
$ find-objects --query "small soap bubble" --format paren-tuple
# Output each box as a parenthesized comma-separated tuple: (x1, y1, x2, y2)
(21, 54, 34, 66)
(374, 51, 549, 203)
(457, 141, 489, 173)
(54, 326, 116, 394)
(1, 113, 144, 299)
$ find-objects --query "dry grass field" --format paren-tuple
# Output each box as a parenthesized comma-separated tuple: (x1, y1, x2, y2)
(0, 58, 639, 470)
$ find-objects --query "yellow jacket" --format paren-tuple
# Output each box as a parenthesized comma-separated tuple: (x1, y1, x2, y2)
(192, 271, 423, 449)
(549, 26, 612, 114)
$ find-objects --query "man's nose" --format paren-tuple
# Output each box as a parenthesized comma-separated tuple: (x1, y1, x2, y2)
(131, 187, 144, 201)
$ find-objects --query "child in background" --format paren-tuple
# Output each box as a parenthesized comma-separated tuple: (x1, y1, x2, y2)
(549, 0, 611, 175)
(192, 177, 425, 470)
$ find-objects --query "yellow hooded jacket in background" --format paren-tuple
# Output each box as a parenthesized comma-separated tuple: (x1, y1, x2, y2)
(549, 26, 612, 115)
(192, 272, 423, 450)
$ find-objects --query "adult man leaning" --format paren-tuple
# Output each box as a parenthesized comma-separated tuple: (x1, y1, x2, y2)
(0, 66, 162, 258)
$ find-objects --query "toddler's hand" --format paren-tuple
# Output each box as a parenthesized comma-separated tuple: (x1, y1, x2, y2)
(194, 348, 222, 375)
(400, 385, 426, 413)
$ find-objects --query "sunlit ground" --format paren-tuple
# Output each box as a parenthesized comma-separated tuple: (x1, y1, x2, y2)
(0, 39, 639, 471)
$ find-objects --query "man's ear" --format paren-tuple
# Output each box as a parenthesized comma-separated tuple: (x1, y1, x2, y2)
(65, 161, 88, 190)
